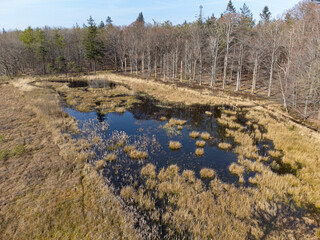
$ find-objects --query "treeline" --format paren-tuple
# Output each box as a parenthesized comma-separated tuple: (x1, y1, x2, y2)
(0, 0, 320, 120)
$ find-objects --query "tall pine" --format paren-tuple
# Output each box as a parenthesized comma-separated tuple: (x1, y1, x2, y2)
(84, 16, 104, 74)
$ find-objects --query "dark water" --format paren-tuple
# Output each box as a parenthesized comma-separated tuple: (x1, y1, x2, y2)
(68, 79, 116, 89)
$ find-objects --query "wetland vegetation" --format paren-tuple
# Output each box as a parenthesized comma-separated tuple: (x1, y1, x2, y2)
(7, 74, 317, 239)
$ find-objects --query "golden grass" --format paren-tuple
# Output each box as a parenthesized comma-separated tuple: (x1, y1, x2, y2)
(229, 162, 245, 176)
(105, 153, 117, 162)
(195, 148, 205, 156)
(169, 141, 182, 150)
(177, 125, 183, 130)
(95, 159, 106, 170)
(201, 132, 211, 140)
(205, 111, 213, 115)
(129, 150, 148, 160)
(160, 116, 167, 121)
(195, 140, 206, 148)
(200, 168, 215, 179)
(218, 142, 232, 150)
(141, 163, 157, 179)
(0, 83, 139, 239)
(268, 150, 282, 158)
(189, 131, 200, 139)
(124, 145, 136, 153)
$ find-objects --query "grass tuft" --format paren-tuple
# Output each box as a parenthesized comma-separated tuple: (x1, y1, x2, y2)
(189, 131, 200, 139)
(195, 140, 206, 148)
(201, 132, 210, 140)
(169, 141, 182, 150)
(218, 142, 232, 150)
(195, 148, 204, 156)
(200, 168, 215, 179)
(129, 150, 148, 160)
(105, 153, 117, 162)
(124, 145, 136, 153)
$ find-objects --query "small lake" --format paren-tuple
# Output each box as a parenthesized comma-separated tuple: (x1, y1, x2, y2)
(63, 93, 266, 190)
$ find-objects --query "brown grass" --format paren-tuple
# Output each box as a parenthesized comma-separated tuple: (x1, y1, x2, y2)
(129, 150, 148, 160)
(105, 153, 117, 162)
(218, 142, 232, 150)
(169, 141, 182, 150)
(195, 140, 206, 148)
(200, 168, 215, 178)
(201, 132, 211, 140)
(189, 131, 200, 139)
(195, 148, 204, 156)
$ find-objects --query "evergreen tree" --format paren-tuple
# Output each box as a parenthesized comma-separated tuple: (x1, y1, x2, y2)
(226, 0, 236, 13)
(34, 28, 48, 74)
(260, 6, 271, 23)
(106, 16, 113, 26)
(240, 3, 255, 28)
(136, 12, 145, 23)
(20, 26, 35, 49)
(84, 16, 104, 74)
(98, 21, 105, 29)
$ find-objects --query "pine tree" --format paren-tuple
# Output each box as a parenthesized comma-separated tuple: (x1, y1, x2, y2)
(98, 21, 105, 29)
(136, 12, 145, 23)
(106, 16, 113, 26)
(226, 0, 236, 13)
(84, 16, 104, 74)
(240, 3, 255, 28)
(260, 6, 271, 23)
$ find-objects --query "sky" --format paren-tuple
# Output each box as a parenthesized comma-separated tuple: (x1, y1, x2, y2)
(0, 0, 302, 31)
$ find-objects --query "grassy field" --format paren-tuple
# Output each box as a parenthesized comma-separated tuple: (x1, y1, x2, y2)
(1, 73, 320, 239)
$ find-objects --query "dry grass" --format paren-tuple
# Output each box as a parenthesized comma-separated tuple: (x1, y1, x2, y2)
(169, 141, 182, 150)
(229, 162, 245, 176)
(124, 145, 136, 153)
(200, 168, 215, 178)
(189, 131, 200, 139)
(105, 153, 117, 162)
(95, 159, 106, 170)
(0, 83, 139, 239)
(205, 111, 213, 115)
(196, 140, 206, 148)
(201, 132, 211, 140)
(141, 163, 157, 179)
(129, 150, 148, 160)
(195, 148, 205, 156)
(218, 142, 232, 150)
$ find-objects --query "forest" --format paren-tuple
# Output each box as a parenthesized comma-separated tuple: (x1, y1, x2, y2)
(0, 1, 320, 121)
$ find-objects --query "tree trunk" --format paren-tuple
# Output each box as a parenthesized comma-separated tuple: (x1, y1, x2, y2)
(141, 52, 145, 75)
(154, 55, 157, 80)
(210, 38, 218, 88)
(236, 44, 243, 92)
(147, 46, 151, 78)
(180, 60, 183, 82)
(268, 54, 276, 97)
(223, 26, 231, 90)
(199, 51, 202, 86)
(125, 57, 127, 73)
(192, 60, 196, 83)
(251, 56, 258, 94)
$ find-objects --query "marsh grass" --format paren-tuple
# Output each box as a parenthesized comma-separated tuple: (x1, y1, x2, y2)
(129, 150, 148, 160)
(201, 132, 210, 140)
(200, 168, 215, 179)
(177, 125, 183, 130)
(195, 148, 204, 156)
(189, 131, 200, 139)
(169, 141, 181, 150)
(229, 163, 245, 176)
(105, 153, 117, 162)
(124, 145, 136, 153)
(95, 159, 106, 170)
(218, 142, 232, 150)
(195, 140, 206, 148)
(205, 111, 213, 115)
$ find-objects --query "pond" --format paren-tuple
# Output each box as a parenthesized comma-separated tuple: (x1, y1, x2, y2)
(63, 93, 274, 190)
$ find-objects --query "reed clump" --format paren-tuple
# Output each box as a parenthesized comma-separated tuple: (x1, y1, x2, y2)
(195, 148, 204, 156)
(229, 162, 245, 176)
(189, 131, 200, 139)
(218, 142, 232, 150)
(200, 168, 215, 179)
(124, 145, 136, 153)
(196, 140, 206, 148)
(129, 150, 148, 160)
(169, 141, 182, 150)
(201, 132, 211, 140)
(105, 153, 117, 162)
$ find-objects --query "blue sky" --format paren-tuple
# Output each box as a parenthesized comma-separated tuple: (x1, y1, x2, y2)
(1, 0, 301, 30)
